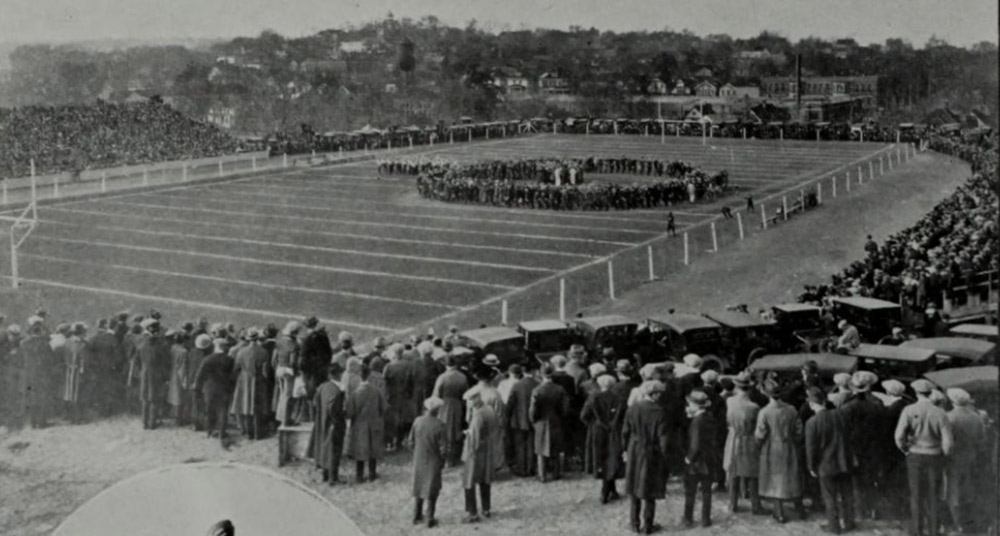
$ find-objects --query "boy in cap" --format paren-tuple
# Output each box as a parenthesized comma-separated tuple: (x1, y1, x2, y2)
(410, 396, 448, 527)
(805, 386, 855, 534)
(683, 390, 716, 528)
(894, 379, 953, 536)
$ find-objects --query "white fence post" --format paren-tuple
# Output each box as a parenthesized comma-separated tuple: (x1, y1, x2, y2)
(559, 278, 566, 321)
(817, 182, 822, 204)
(737, 211, 744, 240)
(608, 261, 616, 300)
(782, 196, 788, 220)
(846, 172, 851, 192)
(647, 245, 655, 281)
(101, 172, 108, 193)
(869, 160, 874, 179)
(501, 300, 508, 326)
(710, 222, 718, 252)
(283, 153, 288, 168)
(218, 160, 224, 178)
(832, 176, 837, 197)
(879, 157, 884, 175)
(683, 232, 690, 265)
(857, 166, 863, 182)
(760, 203, 767, 229)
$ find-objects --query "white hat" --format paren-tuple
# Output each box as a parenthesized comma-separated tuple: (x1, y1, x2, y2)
(596, 374, 617, 390)
(27, 315, 43, 326)
(423, 396, 445, 411)
(837, 319, 848, 329)
(833, 373, 852, 387)
(701, 370, 719, 383)
(417, 340, 434, 356)
(639, 363, 660, 380)
(195, 334, 213, 350)
(683, 354, 702, 368)
(882, 379, 905, 396)
(946, 388, 972, 406)
(588, 363, 607, 377)
(282, 320, 301, 335)
(641, 380, 665, 397)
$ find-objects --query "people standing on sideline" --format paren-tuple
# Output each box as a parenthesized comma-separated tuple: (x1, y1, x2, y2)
(346, 364, 386, 483)
(622, 380, 670, 534)
(309, 363, 347, 486)
(683, 390, 717, 528)
(804, 387, 855, 534)
(410, 397, 448, 528)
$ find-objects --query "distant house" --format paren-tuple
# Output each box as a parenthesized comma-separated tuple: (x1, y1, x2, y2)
(339, 41, 367, 54)
(671, 79, 690, 95)
(719, 83, 760, 100)
(206, 104, 236, 129)
(539, 72, 570, 94)
(494, 68, 531, 94)
(647, 78, 668, 95)
(694, 80, 718, 97)
(215, 56, 237, 65)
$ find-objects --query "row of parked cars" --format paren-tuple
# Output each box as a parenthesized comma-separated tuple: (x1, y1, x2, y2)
(449, 296, 998, 412)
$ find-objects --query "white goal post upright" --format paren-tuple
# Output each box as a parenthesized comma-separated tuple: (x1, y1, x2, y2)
(3, 160, 39, 288)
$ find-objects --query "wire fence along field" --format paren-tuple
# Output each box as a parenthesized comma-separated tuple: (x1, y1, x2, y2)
(0, 134, 913, 341)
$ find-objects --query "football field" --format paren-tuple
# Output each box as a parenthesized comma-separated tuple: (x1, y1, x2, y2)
(1, 134, 895, 339)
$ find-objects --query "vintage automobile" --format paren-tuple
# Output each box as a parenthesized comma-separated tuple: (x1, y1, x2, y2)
(900, 337, 997, 368)
(949, 323, 999, 343)
(646, 314, 725, 369)
(830, 297, 902, 341)
(458, 326, 526, 369)
(570, 315, 639, 357)
(924, 365, 999, 419)
(702, 311, 778, 369)
(748, 352, 858, 382)
(516, 320, 575, 365)
(770, 303, 827, 351)
(850, 343, 937, 383)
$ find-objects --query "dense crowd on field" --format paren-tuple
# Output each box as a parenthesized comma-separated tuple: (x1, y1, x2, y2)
(386, 156, 730, 210)
(0, 101, 240, 179)
(799, 133, 998, 310)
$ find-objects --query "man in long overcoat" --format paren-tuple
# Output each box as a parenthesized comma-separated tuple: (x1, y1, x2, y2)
(308, 363, 347, 485)
(433, 355, 468, 466)
(62, 323, 89, 424)
(506, 365, 539, 476)
(724, 372, 764, 514)
(194, 338, 234, 444)
(580, 374, 624, 503)
(462, 391, 498, 523)
(683, 390, 717, 528)
(383, 349, 415, 451)
(134, 319, 170, 430)
(530, 364, 570, 482)
(755, 380, 806, 523)
(185, 334, 213, 430)
(346, 364, 386, 483)
(230, 329, 272, 439)
(945, 388, 986, 533)
(839, 371, 884, 520)
(167, 331, 192, 425)
(21, 320, 57, 428)
(86, 319, 122, 418)
(297, 318, 331, 423)
(622, 380, 669, 534)
(464, 363, 506, 471)
(410, 397, 448, 528)
(805, 387, 855, 534)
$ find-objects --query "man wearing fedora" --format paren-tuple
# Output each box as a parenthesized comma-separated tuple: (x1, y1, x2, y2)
(725, 372, 765, 514)
(683, 389, 717, 528)
(433, 355, 469, 467)
(186, 333, 214, 431)
(835, 320, 861, 352)
(894, 379, 953, 536)
(462, 390, 499, 523)
(298, 317, 331, 423)
(195, 338, 235, 444)
(756, 379, 807, 523)
(309, 363, 347, 486)
(506, 364, 539, 477)
(840, 370, 884, 520)
(622, 380, 669, 534)
(410, 396, 448, 527)
(134, 318, 170, 430)
(805, 386, 855, 534)
(530, 363, 571, 482)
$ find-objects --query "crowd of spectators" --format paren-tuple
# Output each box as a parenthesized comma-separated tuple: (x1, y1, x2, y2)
(391, 156, 730, 211)
(0, 101, 240, 178)
(799, 133, 998, 311)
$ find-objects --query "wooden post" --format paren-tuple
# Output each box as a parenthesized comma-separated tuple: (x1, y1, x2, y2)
(409, 136, 414, 148)
(101, 172, 108, 193)
(468, 129, 473, 143)
(586, 122, 590, 136)
(710, 222, 718, 252)
(737, 211, 744, 240)
(645, 125, 649, 137)
(10, 230, 17, 288)
(780, 128, 783, 141)
(683, 232, 690, 265)
(742, 128, 746, 140)
(896, 131, 901, 144)
(799, 189, 805, 208)
(857, 169, 862, 185)
(760, 203, 767, 229)
(450, 131, 454, 144)
(339, 147, 344, 158)
(283, 153, 288, 168)
(559, 278, 566, 321)
(647, 245, 655, 281)
(782, 196, 788, 220)
(660, 122, 664, 144)
(486, 128, 490, 140)
(607, 261, 616, 300)
(30, 160, 36, 206)
(501, 300, 508, 326)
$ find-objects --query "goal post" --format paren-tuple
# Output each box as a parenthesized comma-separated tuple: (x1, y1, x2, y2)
(0, 162, 39, 288)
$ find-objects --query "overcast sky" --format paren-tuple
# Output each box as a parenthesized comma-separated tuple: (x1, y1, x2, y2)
(2, 0, 996, 48)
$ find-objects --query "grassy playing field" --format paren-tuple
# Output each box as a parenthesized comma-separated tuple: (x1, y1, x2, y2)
(0, 134, 894, 338)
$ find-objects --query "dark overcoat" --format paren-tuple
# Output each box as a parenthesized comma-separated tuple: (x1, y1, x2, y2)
(506, 376, 539, 431)
(346, 381, 386, 460)
(62, 336, 89, 404)
(308, 380, 346, 471)
(410, 414, 448, 499)
(686, 411, 718, 476)
(805, 409, 853, 477)
(622, 400, 670, 500)
(21, 334, 56, 415)
(135, 334, 170, 403)
(383, 359, 415, 428)
(194, 351, 234, 407)
(581, 389, 625, 479)
(433, 369, 468, 444)
(529, 380, 570, 457)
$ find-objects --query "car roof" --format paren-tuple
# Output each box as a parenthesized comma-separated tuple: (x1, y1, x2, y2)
(647, 313, 721, 333)
(950, 324, 999, 337)
(704, 311, 776, 329)
(574, 315, 637, 330)
(900, 338, 996, 362)
(772, 303, 822, 313)
(850, 343, 936, 362)
(517, 320, 570, 332)
(460, 327, 523, 346)
(750, 353, 857, 374)
(924, 366, 999, 390)
(831, 297, 901, 310)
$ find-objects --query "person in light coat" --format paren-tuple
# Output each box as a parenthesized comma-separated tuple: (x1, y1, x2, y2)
(755, 380, 807, 523)
(230, 328, 272, 439)
(944, 388, 986, 534)
(461, 391, 499, 523)
(725, 372, 765, 514)
(410, 397, 449, 528)
(346, 364, 386, 483)
(433, 355, 468, 466)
